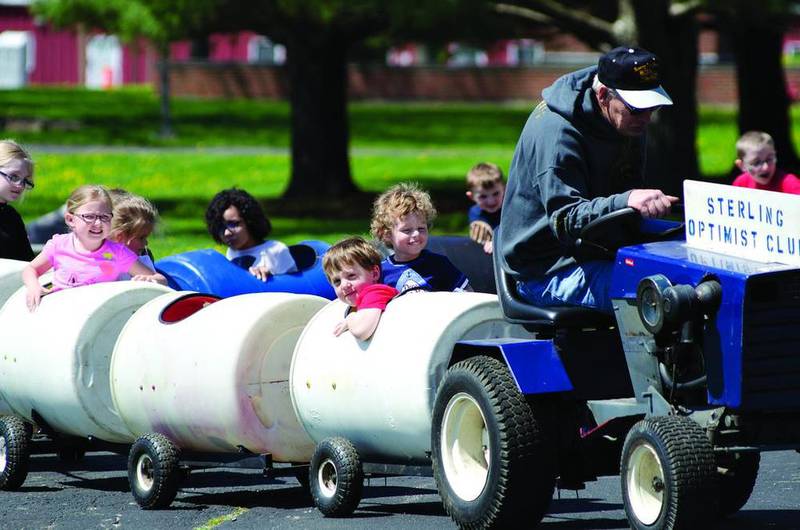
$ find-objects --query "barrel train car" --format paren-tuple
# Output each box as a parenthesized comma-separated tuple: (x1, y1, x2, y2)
(3, 216, 792, 530)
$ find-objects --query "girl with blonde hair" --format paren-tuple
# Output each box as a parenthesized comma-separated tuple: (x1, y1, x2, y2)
(22, 184, 166, 311)
(0, 139, 35, 260)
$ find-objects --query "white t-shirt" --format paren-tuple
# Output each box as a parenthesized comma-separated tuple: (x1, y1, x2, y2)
(226, 240, 297, 275)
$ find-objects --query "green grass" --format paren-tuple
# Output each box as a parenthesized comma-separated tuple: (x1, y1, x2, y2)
(3, 86, 796, 256)
(1, 86, 527, 148)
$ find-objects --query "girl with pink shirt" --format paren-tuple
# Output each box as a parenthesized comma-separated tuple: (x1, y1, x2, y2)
(22, 185, 166, 311)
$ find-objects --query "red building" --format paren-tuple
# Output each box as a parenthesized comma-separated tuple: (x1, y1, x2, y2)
(0, 0, 287, 88)
(0, 0, 156, 86)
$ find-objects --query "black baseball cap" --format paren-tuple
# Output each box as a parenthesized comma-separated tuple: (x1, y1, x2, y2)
(598, 47, 673, 110)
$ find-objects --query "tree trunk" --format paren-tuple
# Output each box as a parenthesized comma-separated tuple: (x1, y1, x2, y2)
(731, 21, 799, 170)
(283, 27, 356, 199)
(632, 0, 699, 197)
(157, 49, 174, 139)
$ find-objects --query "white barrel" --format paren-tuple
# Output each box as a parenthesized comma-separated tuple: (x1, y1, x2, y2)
(0, 258, 26, 310)
(111, 292, 327, 461)
(0, 282, 172, 442)
(290, 292, 533, 464)
(0, 260, 27, 415)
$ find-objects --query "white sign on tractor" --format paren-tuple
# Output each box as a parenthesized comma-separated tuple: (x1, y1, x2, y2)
(683, 179, 800, 266)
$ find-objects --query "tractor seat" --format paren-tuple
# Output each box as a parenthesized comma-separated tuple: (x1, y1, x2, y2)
(492, 233, 615, 330)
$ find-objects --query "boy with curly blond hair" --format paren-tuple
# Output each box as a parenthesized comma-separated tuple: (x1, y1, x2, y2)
(371, 182, 469, 293)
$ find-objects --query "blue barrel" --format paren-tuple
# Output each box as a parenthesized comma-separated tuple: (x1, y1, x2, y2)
(155, 240, 335, 299)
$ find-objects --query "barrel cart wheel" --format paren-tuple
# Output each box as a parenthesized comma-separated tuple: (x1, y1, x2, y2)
(310, 437, 364, 517)
(621, 415, 718, 530)
(127, 433, 182, 509)
(0, 416, 31, 490)
(431, 355, 555, 529)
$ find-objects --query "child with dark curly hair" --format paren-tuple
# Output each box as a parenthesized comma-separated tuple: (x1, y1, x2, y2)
(205, 188, 296, 281)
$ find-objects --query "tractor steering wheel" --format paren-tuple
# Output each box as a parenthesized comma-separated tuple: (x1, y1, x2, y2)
(575, 206, 685, 260)
(579, 207, 640, 243)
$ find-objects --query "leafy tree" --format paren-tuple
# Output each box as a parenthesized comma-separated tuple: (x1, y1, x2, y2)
(209, 0, 493, 198)
(33, 0, 217, 137)
(492, 0, 700, 196)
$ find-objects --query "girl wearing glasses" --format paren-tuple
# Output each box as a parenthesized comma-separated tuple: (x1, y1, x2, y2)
(22, 184, 166, 311)
(0, 139, 35, 261)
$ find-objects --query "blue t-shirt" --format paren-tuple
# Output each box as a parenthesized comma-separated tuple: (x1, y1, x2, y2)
(381, 249, 470, 293)
(468, 204, 501, 229)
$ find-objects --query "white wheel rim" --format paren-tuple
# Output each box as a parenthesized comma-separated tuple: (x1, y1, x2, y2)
(136, 453, 155, 492)
(626, 442, 666, 525)
(440, 392, 490, 502)
(318, 458, 338, 498)
(0, 436, 6, 473)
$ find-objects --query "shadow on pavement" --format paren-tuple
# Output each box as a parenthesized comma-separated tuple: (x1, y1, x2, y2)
(29, 453, 127, 474)
(361, 484, 439, 499)
(177, 485, 313, 510)
(548, 497, 624, 514)
(541, 516, 628, 529)
(12, 486, 64, 493)
(59, 476, 130, 493)
(357, 499, 446, 518)
(723, 510, 800, 529)
(180, 469, 285, 489)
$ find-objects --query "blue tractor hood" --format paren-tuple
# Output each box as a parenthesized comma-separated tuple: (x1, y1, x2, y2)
(609, 240, 800, 411)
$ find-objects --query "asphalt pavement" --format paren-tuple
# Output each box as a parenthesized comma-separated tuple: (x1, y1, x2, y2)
(0, 449, 798, 529)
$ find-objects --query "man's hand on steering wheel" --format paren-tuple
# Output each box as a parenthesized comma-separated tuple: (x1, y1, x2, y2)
(627, 189, 679, 218)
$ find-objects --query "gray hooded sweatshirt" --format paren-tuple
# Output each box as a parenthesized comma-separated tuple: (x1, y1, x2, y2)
(498, 65, 646, 281)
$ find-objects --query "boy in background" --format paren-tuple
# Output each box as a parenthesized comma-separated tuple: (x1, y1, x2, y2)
(732, 131, 800, 194)
(466, 162, 505, 254)
(323, 236, 398, 341)
(371, 182, 470, 293)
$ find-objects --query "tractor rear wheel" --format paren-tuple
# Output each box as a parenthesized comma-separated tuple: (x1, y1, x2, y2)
(432, 356, 554, 529)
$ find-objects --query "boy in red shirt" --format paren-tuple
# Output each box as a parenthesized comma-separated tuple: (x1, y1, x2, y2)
(732, 131, 800, 194)
(322, 236, 398, 341)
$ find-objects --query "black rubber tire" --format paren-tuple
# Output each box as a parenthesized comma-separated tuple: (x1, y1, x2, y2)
(717, 451, 760, 517)
(127, 433, 181, 509)
(0, 416, 31, 490)
(621, 416, 718, 530)
(309, 437, 363, 517)
(431, 356, 555, 529)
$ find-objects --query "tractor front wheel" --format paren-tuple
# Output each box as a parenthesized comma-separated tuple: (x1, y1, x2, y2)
(621, 416, 718, 529)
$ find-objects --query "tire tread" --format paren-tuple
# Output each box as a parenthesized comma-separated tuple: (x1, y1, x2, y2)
(433, 356, 554, 529)
(310, 437, 363, 517)
(127, 432, 181, 509)
(0, 416, 30, 490)
(622, 415, 718, 530)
